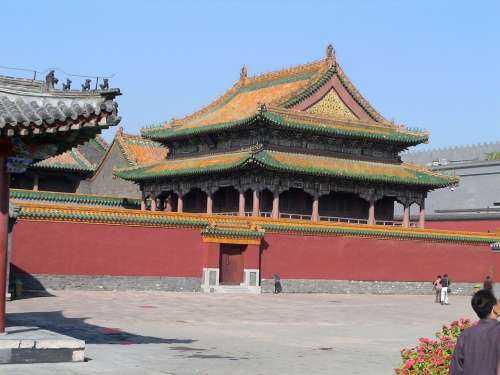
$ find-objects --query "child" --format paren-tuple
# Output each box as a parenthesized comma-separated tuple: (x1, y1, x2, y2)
(449, 289, 500, 375)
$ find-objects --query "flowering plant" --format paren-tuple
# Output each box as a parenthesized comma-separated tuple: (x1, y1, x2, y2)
(395, 318, 476, 375)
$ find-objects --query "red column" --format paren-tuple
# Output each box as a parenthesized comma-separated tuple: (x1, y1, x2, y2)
(150, 197, 157, 211)
(207, 193, 213, 215)
(252, 190, 259, 217)
(164, 196, 173, 212)
(140, 199, 146, 211)
(238, 191, 245, 216)
(0, 155, 9, 333)
(311, 193, 319, 221)
(33, 174, 39, 191)
(367, 199, 376, 225)
(418, 201, 425, 228)
(402, 205, 410, 228)
(271, 191, 279, 219)
(177, 195, 184, 213)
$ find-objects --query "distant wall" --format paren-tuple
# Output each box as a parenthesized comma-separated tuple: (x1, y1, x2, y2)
(10, 219, 499, 291)
(426, 219, 500, 233)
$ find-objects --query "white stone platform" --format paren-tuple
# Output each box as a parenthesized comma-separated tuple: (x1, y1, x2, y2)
(0, 326, 84, 364)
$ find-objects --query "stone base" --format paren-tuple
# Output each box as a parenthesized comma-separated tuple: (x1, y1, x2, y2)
(14, 274, 201, 292)
(0, 326, 85, 364)
(261, 279, 477, 295)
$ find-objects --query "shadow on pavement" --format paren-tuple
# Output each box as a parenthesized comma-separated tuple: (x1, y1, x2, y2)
(6, 311, 197, 345)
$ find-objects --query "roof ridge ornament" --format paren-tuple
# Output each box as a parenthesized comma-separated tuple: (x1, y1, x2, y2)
(240, 65, 248, 85)
(62, 78, 72, 91)
(45, 70, 58, 91)
(326, 43, 336, 65)
(258, 102, 268, 113)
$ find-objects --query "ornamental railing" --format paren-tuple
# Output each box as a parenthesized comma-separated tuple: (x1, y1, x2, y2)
(208, 211, 417, 227)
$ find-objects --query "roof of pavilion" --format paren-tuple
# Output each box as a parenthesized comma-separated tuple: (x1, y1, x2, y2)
(32, 147, 95, 173)
(142, 46, 428, 146)
(114, 129, 167, 166)
(114, 148, 457, 188)
(0, 73, 121, 156)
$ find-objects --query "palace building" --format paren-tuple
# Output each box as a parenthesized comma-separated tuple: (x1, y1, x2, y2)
(116, 45, 455, 228)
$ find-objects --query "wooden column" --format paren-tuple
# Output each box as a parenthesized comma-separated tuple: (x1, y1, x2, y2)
(33, 173, 39, 191)
(311, 193, 319, 222)
(177, 194, 184, 213)
(271, 191, 279, 219)
(402, 205, 410, 228)
(367, 199, 376, 225)
(252, 190, 260, 217)
(238, 191, 245, 216)
(207, 193, 213, 215)
(0, 155, 9, 333)
(150, 197, 157, 211)
(418, 201, 425, 228)
(164, 196, 173, 212)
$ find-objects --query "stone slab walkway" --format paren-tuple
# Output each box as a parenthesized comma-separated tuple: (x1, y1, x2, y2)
(4, 291, 475, 375)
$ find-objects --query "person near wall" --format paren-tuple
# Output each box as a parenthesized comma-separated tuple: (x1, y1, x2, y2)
(273, 274, 282, 294)
(433, 275, 442, 303)
(484, 276, 494, 292)
(440, 274, 450, 305)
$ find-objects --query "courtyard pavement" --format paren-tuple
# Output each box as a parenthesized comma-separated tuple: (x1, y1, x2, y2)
(4, 291, 475, 375)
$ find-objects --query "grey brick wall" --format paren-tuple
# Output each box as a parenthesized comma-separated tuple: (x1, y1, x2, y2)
(261, 279, 478, 296)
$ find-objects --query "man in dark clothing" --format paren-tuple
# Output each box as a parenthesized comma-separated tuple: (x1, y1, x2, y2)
(441, 274, 450, 305)
(273, 274, 282, 294)
(484, 276, 494, 291)
(449, 289, 500, 375)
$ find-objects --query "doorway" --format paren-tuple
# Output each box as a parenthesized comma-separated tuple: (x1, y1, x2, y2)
(219, 244, 245, 284)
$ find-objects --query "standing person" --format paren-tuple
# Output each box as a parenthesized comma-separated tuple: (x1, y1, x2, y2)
(273, 274, 282, 294)
(433, 275, 442, 303)
(449, 289, 500, 375)
(484, 275, 494, 291)
(441, 274, 450, 305)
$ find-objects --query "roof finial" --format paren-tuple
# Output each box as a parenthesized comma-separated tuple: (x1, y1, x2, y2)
(326, 43, 336, 63)
(117, 126, 124, 135)
(240, 65, 248, 84)
(45, 70, 58, 90)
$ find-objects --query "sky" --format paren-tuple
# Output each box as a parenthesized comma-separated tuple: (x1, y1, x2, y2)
(1, 1, 499, 150)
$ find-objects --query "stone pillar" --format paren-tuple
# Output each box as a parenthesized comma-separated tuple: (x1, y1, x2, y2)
(164, 196, 173, 212)
(207, 192, 213, 215)
(271, 191, 280, 219)
(177, 194, 184, 213)
(418, 201, 425, 228)
(150, 197, 157, 211)
(368, 198, 376, 225)
(402, 204, 410, 228)
(238, 190, 245, 217)
(252, 189, 260, 217)
(33, 173, 39, 191)
(0, 155, 9, 333)
(140, 198, 147, 211)
(311, 193, 319, 222)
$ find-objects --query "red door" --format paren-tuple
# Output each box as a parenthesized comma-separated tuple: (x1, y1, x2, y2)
(219, 244, 245, 284)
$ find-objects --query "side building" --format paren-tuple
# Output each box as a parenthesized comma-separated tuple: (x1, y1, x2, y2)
(402, 142, 500, 231)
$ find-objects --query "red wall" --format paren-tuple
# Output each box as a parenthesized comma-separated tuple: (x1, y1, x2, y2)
(426, 220, 500, 233)
(11, 220, 499, 283)
(261, 233, 499, 283)
(12, 221, 203, 277)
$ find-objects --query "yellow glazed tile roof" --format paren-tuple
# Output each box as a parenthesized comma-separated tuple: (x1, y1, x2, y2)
(116, 130, 168, 166)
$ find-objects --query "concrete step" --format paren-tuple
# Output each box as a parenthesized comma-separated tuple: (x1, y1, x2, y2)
(218, 285, 253, 294)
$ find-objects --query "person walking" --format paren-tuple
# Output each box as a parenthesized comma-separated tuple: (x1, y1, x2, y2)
(441, 274, 450, 305)
(273, 274, 282, 294)
(433, 275, 442, 303)
(483, 275, 494, 291)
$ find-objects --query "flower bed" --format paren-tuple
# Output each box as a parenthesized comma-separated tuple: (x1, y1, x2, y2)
(395, 318, 476, 374)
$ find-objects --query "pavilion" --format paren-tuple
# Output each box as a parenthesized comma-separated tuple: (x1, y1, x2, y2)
(116, 45, 456, 228)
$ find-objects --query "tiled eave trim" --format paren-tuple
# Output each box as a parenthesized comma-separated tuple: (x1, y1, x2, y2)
(143, 112, 427, 146)
(11, 189, 142, 208)
(15, 203, 500, 245)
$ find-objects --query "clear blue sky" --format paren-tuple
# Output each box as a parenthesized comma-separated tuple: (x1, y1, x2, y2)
(2, 1, 499, 149)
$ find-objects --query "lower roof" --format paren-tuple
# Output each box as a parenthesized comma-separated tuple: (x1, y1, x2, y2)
(114, 149, 457, 188)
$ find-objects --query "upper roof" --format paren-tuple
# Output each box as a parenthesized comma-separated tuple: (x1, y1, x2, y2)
(0, 72, 121, 144)
(142, 45, 427, 146)
(114, 148, 456, 188)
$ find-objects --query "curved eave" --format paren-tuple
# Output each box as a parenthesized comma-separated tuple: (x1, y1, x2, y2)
(114, 150, 455, 189)
(142, 112, 427, 147)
